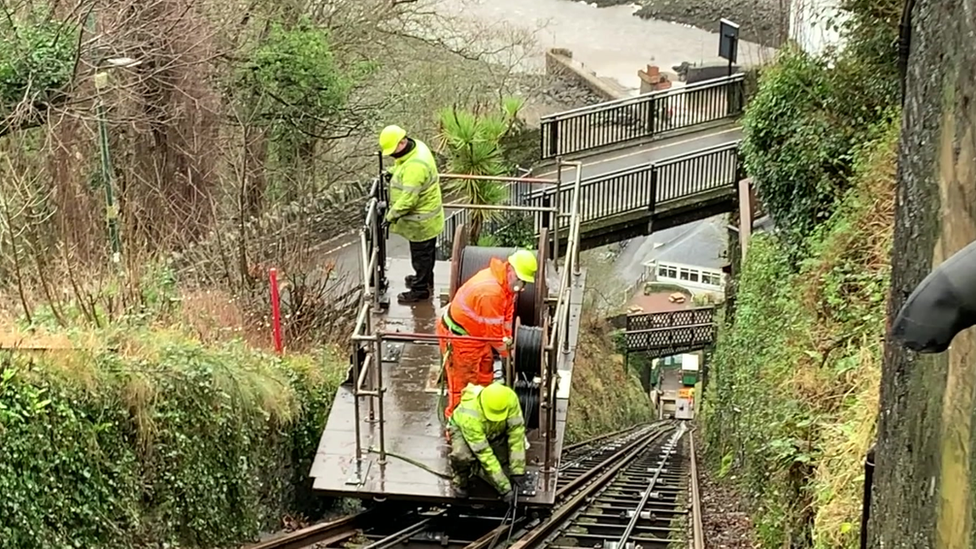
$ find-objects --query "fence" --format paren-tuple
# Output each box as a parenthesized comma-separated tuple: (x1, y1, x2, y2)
(522, 141, 742, 234)
(539, 74, 746, 159)
(624, 307, 717, 354)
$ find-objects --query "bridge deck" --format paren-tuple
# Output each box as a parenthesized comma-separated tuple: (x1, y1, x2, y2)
(536, 122, 742, 182)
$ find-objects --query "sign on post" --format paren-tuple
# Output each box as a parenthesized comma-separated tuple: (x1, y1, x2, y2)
(719, 18, 739, 77)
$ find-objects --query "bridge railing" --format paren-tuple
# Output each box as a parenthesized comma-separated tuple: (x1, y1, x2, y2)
(540, 74, 745, 159)
(522, 141, 742, 233)
(435, 171, 550, 259)
(625, 306, 717, 354)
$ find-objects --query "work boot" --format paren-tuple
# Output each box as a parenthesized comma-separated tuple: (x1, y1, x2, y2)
(397, 290, 431, 304)
(404, 275, 434, 291)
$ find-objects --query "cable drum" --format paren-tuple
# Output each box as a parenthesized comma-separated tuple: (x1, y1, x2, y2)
(514, 324, 544, 376)
(514, 378, 541, 430)
(455, 246, 540, 327)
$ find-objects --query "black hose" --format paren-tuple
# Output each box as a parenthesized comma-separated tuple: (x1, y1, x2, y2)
(515, 325, 544, 376)
(860, 444, 876, 549)
(458, 246, 540, 326)
(514, 379, 542, 430)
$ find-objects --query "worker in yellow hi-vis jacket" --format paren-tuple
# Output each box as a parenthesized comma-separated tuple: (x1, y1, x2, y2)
(447, 382, 527, 501)
(378, 125, 444, 304)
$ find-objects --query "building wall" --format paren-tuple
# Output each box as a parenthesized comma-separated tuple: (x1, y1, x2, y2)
(788, 0, 847, 55)
(645, 260, 727, 296)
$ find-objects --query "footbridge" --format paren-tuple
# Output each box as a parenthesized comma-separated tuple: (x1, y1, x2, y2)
(625, 307, 717, 358)
(437, 73, 748, 256)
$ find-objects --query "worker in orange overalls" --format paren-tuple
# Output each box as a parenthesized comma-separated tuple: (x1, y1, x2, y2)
(438, 250, 538, 420)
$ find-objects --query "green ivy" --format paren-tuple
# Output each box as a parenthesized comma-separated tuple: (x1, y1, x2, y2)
(0, 10, 78, 114)
(741, 47, 854, 256)
(0, 336, 342, 549)
(701, 121, 898, 548)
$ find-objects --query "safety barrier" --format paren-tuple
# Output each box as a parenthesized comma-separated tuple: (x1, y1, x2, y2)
(624, 307, 717, 355)
(539, 74, 746, 159)
(522, 141, 742, 233)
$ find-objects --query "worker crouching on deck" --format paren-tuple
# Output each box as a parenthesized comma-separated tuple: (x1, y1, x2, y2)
(437, 250, 538, 419)
(448, 382, 527, 501)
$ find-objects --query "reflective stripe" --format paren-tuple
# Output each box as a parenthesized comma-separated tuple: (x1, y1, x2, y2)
(491, 471, 510, 490)
(454, 406, 482, 420)
(391, 159, 438, 193)
(442, 311, 468, 336)
(507, 415, 524, 428)
(453, 280, 507, 326)
(469, 440, 490, 453)
(390, 177, 436, 193)
(402, 207, 442, 222)
(510, 450, 526, 463)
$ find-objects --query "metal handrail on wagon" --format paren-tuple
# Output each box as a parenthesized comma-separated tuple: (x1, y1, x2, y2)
(345, 163, 584, 482)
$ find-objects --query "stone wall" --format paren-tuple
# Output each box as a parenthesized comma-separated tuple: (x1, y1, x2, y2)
(544, 48, 628, 101)
(871, 0, 976, 546)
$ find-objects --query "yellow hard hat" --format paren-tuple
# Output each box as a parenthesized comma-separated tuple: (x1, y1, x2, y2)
(481, 382, 514, 422)
(379, 125, 407, 156)
(508, 249, 537, 283)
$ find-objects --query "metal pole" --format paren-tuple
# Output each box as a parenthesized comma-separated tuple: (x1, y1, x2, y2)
(351, 342, 364, 469)
(553, 157, 562, 262)
(95, 82, 122, 264)
(371, 206, 384, 313)
(374, 333, 387, 464)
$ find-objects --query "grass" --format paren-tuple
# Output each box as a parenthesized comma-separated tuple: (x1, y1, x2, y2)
(565, 311, 655, 444)
(0, 286, 346, 548)
(700, 118, 898, 548)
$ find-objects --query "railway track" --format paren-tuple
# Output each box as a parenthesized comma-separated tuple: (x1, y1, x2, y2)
(247, 422, 703, 549)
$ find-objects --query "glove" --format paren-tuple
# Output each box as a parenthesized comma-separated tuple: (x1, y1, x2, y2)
(502, 336, 513, 348)
(512, 475, 527, 493)
(382, 170, 393, 183)
(501, 490, 514, 504)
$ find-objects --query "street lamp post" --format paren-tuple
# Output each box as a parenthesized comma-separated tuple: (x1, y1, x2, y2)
(93, 57, 140, 265)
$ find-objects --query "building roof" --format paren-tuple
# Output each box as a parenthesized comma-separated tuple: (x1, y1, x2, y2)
(644, 216, 728, 270)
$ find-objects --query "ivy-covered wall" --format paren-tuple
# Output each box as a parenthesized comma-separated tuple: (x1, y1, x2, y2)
(0, 332, 342, 549)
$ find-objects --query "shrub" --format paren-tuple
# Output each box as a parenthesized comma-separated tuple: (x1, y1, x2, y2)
(701, 120, 897, 548)
(0, 330, 343, 549)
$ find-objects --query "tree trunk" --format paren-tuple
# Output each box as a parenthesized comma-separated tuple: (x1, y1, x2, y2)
(871, 0, 976, 546)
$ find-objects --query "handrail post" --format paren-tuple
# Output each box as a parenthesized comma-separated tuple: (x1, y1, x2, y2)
(553, 156, 562, 262)
(351, 341, 364, 476)
(375, 333, 387, 464)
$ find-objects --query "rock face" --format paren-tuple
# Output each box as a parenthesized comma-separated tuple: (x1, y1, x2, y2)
(872, 0, 976, 547)
(582, 0, 788, 47)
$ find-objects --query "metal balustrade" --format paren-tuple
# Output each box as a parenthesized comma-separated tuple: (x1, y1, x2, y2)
(521, 141, 742, 234)
(540, 74, 746, 159)
(625, 307, 717, 355)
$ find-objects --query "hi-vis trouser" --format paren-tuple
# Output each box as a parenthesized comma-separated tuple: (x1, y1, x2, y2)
(437, 313, 494, 420)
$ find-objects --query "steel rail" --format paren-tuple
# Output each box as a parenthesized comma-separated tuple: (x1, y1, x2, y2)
(613, 428, 683, 547)
(459, 424, 664, 549)
(506, 427, 673, 549)
(245, 509, 380, 549)
(556, 425, 663, 498)
(690, 429, 705, 549)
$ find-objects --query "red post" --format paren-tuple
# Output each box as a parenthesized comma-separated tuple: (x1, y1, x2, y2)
(269, 268, 283, 354)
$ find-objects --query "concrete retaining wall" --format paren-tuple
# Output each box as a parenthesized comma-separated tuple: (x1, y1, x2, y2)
(545, 48, 629, 101)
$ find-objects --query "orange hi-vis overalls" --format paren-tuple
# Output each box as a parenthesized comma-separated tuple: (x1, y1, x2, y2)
(438, 257, 516, 420)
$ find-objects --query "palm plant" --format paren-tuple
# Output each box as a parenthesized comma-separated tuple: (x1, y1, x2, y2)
(436, 96, 525, 244)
